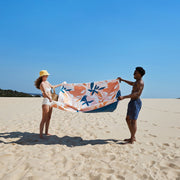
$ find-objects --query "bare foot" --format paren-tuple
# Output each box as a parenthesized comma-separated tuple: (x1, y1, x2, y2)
(124, 137, 136, 142)
(45, 133, 51, 136)
(130, 138, 135, 144)
(40, 135, 44, 139)
(126, 137, 136, 144)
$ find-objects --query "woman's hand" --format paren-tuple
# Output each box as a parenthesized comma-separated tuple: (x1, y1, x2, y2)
(53, 81, 67, 89)
(49, 98, 52, 102)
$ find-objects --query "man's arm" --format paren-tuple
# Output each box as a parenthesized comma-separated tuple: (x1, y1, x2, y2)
(117, 77, 134, 86)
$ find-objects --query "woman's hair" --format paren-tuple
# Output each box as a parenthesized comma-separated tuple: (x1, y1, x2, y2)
(34, 76, 43, 89)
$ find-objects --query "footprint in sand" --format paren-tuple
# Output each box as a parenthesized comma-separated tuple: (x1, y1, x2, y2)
(89, 173, 102, 180)
(89, 133, 97, 138)
(113, 120, 118, 124)
(108, 154, 116, 161)
(169, 163, 180, 169)
(160, 159, 180, 171)
(140, 148, 145, 153)
(116, 175, 125, 180)
(97, 168, 115, 174)
(150, 161, 156, 167)
(163, 143, 170, 147)
(95, 122, 100, 126)
(149, 134, 157, 138)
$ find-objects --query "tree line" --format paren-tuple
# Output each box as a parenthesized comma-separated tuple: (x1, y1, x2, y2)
(0, 89, 41, 97)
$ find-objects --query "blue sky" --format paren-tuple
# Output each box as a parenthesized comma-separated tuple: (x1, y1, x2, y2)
(0, 0, 180, 98)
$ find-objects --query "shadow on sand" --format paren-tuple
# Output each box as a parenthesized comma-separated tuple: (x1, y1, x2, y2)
(0, 132, 129, 146)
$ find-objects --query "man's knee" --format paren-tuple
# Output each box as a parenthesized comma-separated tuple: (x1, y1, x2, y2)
(131, 120, 136, 126)
(126, 116, 130, 123)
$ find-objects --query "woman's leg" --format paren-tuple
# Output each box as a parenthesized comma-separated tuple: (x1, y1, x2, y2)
(45, 106, 53, 135)
(40, 105, 49, 138)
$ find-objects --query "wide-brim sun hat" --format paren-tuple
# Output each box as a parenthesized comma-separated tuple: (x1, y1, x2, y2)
(39, 70, 50, 77)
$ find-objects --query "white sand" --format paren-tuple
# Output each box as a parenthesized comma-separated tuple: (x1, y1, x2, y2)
(0, 98, 179, 180)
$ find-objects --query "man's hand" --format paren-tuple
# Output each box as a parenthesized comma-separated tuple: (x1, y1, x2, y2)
(118, 96, 124, 101)
(117, 77, 122, 82)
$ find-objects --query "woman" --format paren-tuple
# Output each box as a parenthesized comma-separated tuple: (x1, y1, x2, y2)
(34, 70, 62, 138)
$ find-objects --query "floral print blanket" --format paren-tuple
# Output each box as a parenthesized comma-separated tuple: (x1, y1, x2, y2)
(51, 79, 120, 113)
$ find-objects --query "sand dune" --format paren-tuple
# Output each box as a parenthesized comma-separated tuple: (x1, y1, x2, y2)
(0, 98, 179, 180)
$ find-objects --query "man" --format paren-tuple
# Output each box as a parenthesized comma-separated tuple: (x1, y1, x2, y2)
(117, 67, 145, 144)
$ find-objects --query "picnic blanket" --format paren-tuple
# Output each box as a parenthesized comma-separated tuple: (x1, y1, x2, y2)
(51, 79, 120, 112)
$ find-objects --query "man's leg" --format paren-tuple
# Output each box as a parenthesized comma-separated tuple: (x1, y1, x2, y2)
(124, 116, 137, 142)
(130, 120, 137, 143)
(124, 115, 133, 141)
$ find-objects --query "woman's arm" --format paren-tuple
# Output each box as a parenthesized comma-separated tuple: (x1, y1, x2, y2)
(48, 82, 62, 89)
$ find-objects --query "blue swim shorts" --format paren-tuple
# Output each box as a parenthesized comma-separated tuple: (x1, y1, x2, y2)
(127, 99, 142, 120)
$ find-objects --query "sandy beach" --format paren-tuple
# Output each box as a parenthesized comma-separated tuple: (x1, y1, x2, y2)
(0, 97, 179, 180)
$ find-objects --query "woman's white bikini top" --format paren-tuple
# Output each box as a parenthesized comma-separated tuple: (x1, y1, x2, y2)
(41, 87, 51, 94)
(45, 87, 51, 92)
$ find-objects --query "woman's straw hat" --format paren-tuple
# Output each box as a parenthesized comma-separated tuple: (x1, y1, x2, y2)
(39, 70, 50, 77)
